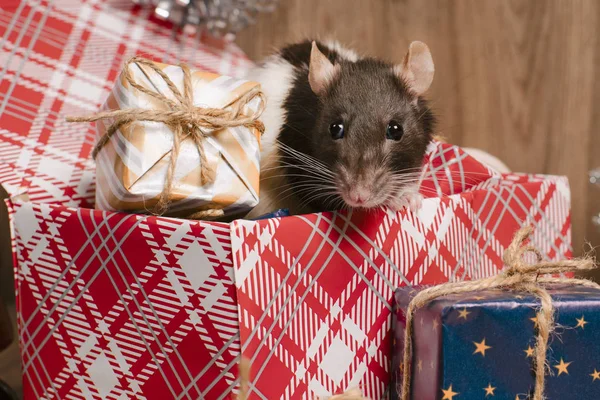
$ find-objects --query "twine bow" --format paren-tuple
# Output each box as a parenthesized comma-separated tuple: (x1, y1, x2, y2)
(401, 225, 599, 400)
(67, 56, 265, 219)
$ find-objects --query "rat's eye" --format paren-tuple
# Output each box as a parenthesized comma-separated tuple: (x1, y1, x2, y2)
(329, 122, 345, 140)
(386, 120, 404, 141)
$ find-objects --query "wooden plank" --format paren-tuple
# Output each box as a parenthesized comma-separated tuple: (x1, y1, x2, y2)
(585, 2, 600, 281)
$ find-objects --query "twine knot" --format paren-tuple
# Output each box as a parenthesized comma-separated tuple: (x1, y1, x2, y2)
(67, 56, 265, 219)
(400, 225, 598, 400)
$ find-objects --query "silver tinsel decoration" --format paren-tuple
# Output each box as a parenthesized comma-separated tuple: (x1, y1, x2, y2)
(133, 0, 279, 40)
(590, 167, 600, 227)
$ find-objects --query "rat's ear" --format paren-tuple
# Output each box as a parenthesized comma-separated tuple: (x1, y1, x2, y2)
(394, 41, 434, 96)
(309, 41, 340, 95)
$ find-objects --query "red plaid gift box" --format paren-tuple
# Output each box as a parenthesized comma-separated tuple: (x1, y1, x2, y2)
(6, 140, 571, 399)
(8, 201, 241, 399)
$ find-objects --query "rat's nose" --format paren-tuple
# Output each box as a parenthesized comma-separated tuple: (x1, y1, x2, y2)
(346, 186, 371, 206)
(349, 192, 366, 204)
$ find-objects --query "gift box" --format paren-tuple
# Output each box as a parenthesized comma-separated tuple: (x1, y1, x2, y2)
(0, 0, 253, 211)
(90, 57, 264, 218)
(5, 138, 573, 399)
(392, 284, 600, 399)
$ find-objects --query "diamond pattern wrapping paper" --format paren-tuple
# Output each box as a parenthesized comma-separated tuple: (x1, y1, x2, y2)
(7, 140, 572, 399)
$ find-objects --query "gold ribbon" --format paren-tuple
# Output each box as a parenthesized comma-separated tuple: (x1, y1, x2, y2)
(67, 56, 266, 219)
(401, 225, 598, 400)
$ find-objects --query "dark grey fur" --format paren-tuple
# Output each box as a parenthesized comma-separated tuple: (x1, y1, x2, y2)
(277, 40, 435, 212)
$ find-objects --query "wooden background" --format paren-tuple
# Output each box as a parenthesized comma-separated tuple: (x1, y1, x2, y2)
(235, 0, 600, 279)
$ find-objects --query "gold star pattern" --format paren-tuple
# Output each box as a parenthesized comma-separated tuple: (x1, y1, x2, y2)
(530, 315, 539, 327)
(442, 384, 459, 400)
(590, 369, 600, 382)
(524, 346, 535, 358)
(458, 308, 471, 320)
(554, 358, 572, 376)
(417, 359, 423, 372)
(433, 319, 440, 332)
(483, 383, 496, 396)
(473, 338, 492, 356)
(576, 315, 588, 329)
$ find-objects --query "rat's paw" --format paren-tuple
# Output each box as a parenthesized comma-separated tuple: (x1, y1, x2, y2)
(385, 191, 422, 213)
(406, 192, 423, 213)
(385, 196, 407, 212)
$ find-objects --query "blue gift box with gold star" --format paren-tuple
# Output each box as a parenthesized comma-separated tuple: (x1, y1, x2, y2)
(391, 285, 600, 399)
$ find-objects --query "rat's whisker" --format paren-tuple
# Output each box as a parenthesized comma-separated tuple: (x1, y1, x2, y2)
(276, 154, 336, 179)
(325, 194, 343, 210)
(303, 190, 339, 205)
(277, 140, 329, 165)
(271, 160, 337, 182)
(275, 159, 334, 176)
(389, 174, 422, 180)
(276, 153, 329, 170)
(277, 142, 332, 172)
(294, 190, 339, 211)
(275, 184, 338, 206)
(279, 122, 313, 141)
(274, 183, 337, 200)
(263, 173, 336, 184)
(388, 178, 422, 186)
(263, 161, 328, 175)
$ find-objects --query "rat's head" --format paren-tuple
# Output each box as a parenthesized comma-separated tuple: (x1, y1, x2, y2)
(305, 41, 435, 210)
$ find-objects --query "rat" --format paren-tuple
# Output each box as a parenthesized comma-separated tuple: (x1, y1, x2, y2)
(244, 40, 436, 218)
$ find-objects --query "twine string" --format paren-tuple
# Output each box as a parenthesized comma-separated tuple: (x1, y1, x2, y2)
(400, 225, 598, 400)
(67, 56, 265, 218)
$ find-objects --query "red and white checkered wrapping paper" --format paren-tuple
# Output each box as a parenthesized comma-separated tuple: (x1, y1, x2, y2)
(7, 141, 572, 399)
(8, 202, 240, 399)
(1, 2, 573, 399)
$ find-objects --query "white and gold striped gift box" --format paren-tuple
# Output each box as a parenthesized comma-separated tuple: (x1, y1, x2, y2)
(94, 60, 263, 218)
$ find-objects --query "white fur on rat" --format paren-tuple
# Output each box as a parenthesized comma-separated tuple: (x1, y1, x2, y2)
(244, 56, 298, 218)
(245, 40, 435, 218)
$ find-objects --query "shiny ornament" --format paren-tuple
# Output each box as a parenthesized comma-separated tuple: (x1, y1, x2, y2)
(133, 0, 279, 40)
